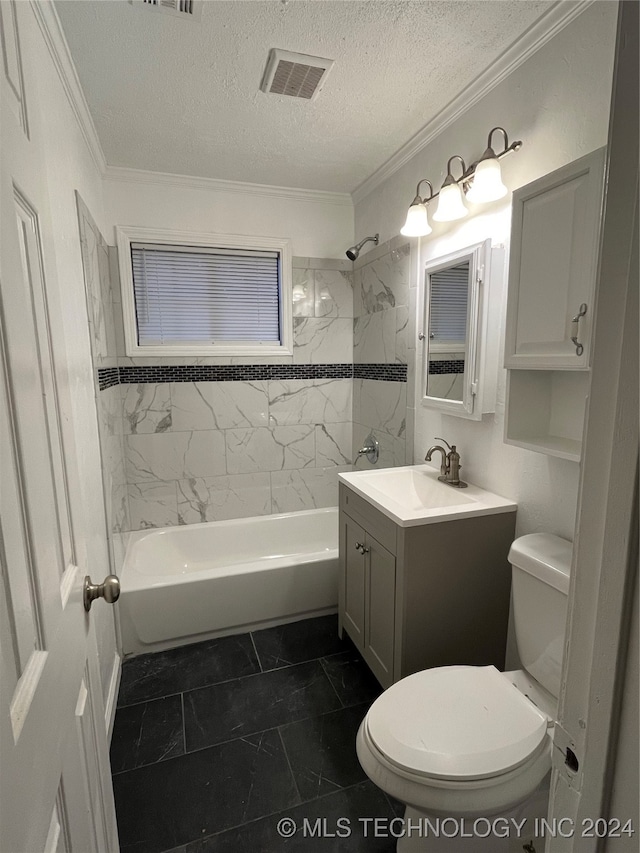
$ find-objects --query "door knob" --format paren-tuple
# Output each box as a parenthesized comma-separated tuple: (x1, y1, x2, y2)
(83, 574, 120, 612)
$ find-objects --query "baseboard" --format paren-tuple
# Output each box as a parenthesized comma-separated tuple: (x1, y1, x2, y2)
(104, 651, 121, 741)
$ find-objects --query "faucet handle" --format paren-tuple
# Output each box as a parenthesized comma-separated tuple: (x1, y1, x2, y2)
(434, 437, 453, 451)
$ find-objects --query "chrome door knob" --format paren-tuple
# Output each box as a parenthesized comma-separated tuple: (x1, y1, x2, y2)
(83, 574, 120, 612)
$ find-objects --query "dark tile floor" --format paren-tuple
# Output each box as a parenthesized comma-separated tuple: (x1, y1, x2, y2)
(111, 615, 401, 853)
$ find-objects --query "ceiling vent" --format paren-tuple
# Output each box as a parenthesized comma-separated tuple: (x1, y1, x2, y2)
(260, 49, 334, 101)
(130, 0, 201, 21)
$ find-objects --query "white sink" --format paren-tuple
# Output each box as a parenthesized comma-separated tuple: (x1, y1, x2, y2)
(339, 465, 517, 527)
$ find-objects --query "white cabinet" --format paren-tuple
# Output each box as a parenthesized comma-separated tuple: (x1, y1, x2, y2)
(504, 148, 605, 370)
(504, 149, 606, 461)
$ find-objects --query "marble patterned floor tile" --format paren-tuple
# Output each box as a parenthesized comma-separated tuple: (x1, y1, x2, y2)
(118, 633, 260, 707)
(123, 384, 172, 434)
(279, 703, 369, 801)
(225, 425, 315, 474)
(114, 729, 299, 853)
(183, 662, 342, 751)
(170, 381, 269, 431)
(184, 780, 396, 853)
(176, 473, 271, 524)
(110, 694, 184, 774)
(320, 649, 383, 708)
(251, 614, 347, 671)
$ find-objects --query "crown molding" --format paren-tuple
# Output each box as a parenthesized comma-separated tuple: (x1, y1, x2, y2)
(29, 0, 107, 175)
(352, 0, 595, 206)
(103, 165, 354, 207)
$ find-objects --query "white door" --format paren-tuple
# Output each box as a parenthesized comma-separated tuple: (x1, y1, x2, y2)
(504, 147, 606, 369)
(0, 4, 118, 851)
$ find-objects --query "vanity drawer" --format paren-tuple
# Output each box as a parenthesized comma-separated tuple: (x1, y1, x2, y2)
(339, 485, 397, 554)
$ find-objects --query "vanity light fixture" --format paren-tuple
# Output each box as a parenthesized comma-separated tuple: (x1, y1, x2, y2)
(465, 127, 511, 203)
(433, 156, 469, 222)
(400, 127, 522, 236)
(400, 180, 434, 237)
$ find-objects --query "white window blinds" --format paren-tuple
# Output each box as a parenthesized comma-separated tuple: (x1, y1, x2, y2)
(131, 243, 282, 347)
(428, 262, 470, 343)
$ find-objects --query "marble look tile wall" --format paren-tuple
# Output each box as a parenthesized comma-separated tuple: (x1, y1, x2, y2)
(115, 258, 355, 529)
(77, 196, 130, 535)
(352, 239, 412, 470)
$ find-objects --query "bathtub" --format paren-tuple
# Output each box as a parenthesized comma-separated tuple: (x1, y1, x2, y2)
(118, 507, 339, 655)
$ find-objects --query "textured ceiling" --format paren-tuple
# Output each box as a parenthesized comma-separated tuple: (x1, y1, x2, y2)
(55, 0, 552, 192)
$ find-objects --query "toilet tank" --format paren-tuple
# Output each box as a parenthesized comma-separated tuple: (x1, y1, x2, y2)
(509, 533, 572, 699)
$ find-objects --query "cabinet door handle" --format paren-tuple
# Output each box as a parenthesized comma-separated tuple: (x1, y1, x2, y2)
(570, 303, 587, 356)
(360, 546, 370, 554)
(355, 542, 364, 552)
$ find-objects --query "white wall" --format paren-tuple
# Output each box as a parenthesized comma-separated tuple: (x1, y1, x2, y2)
(354, 1, 617, 541)
(21, 4, 118, 704)
(103, 174, 354, 259)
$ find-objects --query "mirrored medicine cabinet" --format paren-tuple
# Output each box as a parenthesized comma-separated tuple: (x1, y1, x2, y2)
(418, 239, 501, 420)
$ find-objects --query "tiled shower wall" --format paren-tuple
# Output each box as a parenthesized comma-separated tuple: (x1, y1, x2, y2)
(87, 227, 414, 532)
(110, 258, 356, 530)
(77, 197, 131, 536)
(352, 238, 413, 469)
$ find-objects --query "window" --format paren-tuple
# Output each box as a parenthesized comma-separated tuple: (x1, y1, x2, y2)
(116, 227, 292, 356)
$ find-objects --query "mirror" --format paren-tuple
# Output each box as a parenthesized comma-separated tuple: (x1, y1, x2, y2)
(420, 241, 489, 418)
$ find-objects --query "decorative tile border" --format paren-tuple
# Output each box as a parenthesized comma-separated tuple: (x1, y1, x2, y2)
(98, 362, 409, 387)
(98, 367, 120, 390)
(353, 363, 408, 382)
(428, 359, 465, 375)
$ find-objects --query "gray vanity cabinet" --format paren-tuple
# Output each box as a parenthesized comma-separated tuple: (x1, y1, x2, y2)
(338, 484, 516, 689)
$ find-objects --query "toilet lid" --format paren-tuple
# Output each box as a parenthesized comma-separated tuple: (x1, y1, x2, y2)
(366, 665, 549, 781)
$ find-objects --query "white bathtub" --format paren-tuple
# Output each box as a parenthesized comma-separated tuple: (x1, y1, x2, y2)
(118, 507, 339, 655)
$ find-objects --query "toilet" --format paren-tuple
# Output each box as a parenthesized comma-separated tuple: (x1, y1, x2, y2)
(356, 533, 572, 852)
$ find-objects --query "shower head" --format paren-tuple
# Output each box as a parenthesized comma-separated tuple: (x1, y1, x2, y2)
(345, 233, 379, 261)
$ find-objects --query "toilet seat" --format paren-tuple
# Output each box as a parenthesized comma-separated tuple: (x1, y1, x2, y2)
(365, 665, 549, 782)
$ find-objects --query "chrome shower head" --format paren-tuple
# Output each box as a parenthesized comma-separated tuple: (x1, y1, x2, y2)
(345, 233, 379, 261)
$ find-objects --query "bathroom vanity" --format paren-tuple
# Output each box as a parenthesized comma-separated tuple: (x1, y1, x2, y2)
(338, 466, 517, 688)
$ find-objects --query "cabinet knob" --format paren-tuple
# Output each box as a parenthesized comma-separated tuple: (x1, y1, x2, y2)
(570, 303, 587, 356)
(355, 542, 364, 552)
(361, 546, 370, 554)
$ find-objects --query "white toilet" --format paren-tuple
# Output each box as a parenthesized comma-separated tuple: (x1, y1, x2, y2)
(356, 533, 572, 852)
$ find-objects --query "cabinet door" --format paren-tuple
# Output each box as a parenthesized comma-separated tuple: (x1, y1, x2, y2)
(504, 148, 605, 369)
(342, 515, 366, 647)
(365, 535, 396, 688)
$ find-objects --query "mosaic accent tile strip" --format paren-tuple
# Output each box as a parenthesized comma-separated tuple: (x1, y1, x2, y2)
(98, 367, 120, 390)
(353, 363, 408, 382)
(98, 363, 409, 387)
(428, 359, 465, 375)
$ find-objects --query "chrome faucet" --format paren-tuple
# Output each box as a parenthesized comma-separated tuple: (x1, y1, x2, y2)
(425, 437, 467, 488)
(355, 432, 379, 465)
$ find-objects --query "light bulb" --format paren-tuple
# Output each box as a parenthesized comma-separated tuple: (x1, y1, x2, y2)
(432, 181, 468, 222)
(400, 202, 432, 237)
(466, 156, 508, 203)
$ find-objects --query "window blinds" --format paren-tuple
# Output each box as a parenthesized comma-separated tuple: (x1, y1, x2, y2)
(131, 243, 282, 346)
(428, 262, 470, 343)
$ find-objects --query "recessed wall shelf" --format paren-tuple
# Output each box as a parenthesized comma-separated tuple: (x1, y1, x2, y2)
(504, 370, 589, 462)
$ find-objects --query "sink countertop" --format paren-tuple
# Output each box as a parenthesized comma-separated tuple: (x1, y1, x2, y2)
(338, 465, 517, 527)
